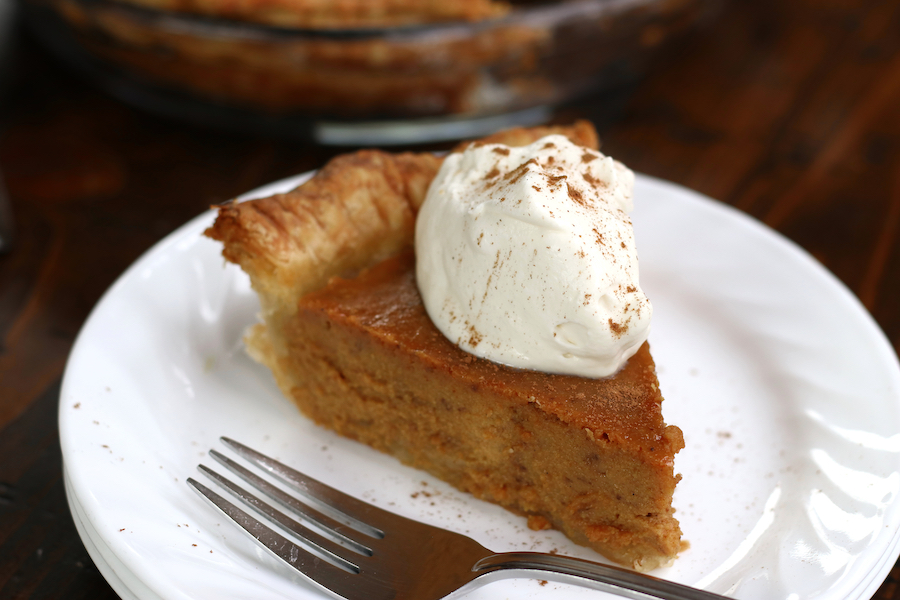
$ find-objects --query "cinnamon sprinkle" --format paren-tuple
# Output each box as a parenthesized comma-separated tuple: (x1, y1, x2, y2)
(567, 183, 587, 207)
(608, 318, 628, 337)
(582, 171, 605, 187)
(546, 173, 566, 189)
(467, 324, 484, 347)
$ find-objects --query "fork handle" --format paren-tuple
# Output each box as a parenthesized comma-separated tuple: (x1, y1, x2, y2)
(473, 552, 728, 600)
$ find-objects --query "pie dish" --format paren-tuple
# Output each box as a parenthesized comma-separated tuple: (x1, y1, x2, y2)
(204, 121, 686, 570)
(26, 0, 721, 143)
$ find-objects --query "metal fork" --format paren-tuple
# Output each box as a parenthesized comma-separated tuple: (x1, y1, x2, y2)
(187, 438, 729, 600)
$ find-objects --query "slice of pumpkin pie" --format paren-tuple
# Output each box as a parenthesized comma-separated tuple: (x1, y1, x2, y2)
(205, 121, 685, 570)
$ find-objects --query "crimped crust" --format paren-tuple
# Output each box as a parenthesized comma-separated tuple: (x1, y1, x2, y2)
(111, 0, 510, 28)
(206, 151, 439, 323)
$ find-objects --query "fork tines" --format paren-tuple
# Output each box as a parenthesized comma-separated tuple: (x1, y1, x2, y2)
(188, 438, 387, 597)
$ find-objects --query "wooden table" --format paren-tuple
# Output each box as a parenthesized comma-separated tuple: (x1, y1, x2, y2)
(2, 0, 899, 597)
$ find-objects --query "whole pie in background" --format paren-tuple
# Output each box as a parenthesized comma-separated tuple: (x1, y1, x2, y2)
(27, 0, 721, 138)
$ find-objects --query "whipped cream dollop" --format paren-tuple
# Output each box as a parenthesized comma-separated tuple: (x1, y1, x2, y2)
(414, 134, 651, 378)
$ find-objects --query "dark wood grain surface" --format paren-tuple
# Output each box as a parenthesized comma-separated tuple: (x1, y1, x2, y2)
(2, 0, 900, 597)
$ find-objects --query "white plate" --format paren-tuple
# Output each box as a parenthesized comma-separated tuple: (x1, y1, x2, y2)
(59, 173, 900, 599)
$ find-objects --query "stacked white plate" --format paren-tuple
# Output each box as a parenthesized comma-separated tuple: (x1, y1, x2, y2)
(60, 174, 900, 599)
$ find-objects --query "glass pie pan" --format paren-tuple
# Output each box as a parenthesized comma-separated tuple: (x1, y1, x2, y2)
(25, 0, 719, 144)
